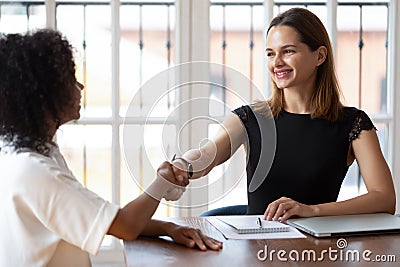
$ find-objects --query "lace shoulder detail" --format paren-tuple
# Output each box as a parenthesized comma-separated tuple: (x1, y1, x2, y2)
(348, 110, 376, 141)
(232, 105, 250, 128)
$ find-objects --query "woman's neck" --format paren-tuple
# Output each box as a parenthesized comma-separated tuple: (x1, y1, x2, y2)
(282, 89, 312, 114)
(45, 117, 59, 142)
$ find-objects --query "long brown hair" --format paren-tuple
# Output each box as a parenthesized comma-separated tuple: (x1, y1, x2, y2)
(258, 8, 343, 121)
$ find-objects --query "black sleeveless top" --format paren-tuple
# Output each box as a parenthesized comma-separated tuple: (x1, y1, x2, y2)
(233, 106, 375, 215)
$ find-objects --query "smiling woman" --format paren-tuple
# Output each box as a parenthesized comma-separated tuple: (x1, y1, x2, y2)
(266, 25, 328, 105)
(166, 7, 395, 223)
(264, 7, 340, 121)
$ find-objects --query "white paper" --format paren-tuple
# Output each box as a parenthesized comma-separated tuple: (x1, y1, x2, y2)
(216, 215, 289, 234)
(207, 216, 306, 240)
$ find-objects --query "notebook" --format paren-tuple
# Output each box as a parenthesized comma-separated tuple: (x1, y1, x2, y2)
(216, 215, 289, 234)
(286, 213, 400, 237)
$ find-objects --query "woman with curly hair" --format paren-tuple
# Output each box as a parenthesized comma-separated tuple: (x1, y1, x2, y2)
(0, 29, 222, 267)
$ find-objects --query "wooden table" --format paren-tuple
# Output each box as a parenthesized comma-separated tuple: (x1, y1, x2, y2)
(124, 217, 400, 266)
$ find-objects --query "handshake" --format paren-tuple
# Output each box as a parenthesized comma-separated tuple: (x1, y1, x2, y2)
(146, 155, 193, 201)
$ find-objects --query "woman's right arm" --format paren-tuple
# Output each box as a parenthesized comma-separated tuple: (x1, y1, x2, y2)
(107, 161, 177, 240)
(173, 112, 246, 179)
(107, 162, 223, 250)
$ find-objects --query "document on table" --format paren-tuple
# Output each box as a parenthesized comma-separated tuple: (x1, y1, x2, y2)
(207, 215, 306, 240)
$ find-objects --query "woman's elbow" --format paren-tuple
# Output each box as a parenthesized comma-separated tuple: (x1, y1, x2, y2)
(122, 231, 140, 241)
(108, 226, 140, 241)
(383, 190, 396, 214)
(387, 196, 396, 215)
(107, 212, 141, 241)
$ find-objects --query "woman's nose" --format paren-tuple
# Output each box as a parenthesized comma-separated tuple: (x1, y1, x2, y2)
(75, 82, 84, 91)
(273, 54, 284, 67)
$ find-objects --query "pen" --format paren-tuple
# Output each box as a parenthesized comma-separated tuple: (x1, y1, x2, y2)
(257, 217, 262, 228)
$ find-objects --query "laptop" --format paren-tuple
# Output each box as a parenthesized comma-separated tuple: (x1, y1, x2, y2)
(286, 213, 400, 237)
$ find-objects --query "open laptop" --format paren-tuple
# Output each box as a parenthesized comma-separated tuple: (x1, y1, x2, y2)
(286, 213, 400, 237)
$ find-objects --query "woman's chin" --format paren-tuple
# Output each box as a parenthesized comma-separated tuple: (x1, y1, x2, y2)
(60, 115, 80, 125)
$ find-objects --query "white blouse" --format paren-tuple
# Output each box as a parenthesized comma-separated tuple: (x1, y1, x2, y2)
(0, 144, 119, 267)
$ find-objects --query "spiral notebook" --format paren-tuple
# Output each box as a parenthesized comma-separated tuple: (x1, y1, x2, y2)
(216, 215, 289, 234)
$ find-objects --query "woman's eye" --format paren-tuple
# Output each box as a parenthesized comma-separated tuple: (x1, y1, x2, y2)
(266, 52, 274, 57)
(284, 49, 295, 54)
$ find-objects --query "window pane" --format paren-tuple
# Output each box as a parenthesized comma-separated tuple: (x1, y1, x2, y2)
(120, 4, 175, 117)
(57, 125, 113, 202)
(0, 2, 46, 33)
(207, 124, 247, 210)
(376, 122, 389, 161)
(336, 4, 388, 114)
(121, 124, 176, 217)
(57, 4, 112, 117)
(339, 0, 387, 2)
(276, 0, 326, 3)
(210, 3, 265, 117)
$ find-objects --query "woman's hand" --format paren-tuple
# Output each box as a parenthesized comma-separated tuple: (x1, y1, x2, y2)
(146, 161, 188, 201)
(169, 157, 191, 185)
(263, 197, 319, 223)
(166, 224, 223, 251)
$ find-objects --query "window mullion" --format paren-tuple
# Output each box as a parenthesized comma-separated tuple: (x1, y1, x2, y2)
(263, 0, 273, 97)
(327, 0, 338, 59)
(45, 0, 56, 29)
(111, 0, 121, 250)
(388, 0, 400, 213)
(175, 0, 210, 216)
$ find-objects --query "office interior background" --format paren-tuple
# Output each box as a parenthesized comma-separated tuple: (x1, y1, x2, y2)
(1, 0, 399, 265)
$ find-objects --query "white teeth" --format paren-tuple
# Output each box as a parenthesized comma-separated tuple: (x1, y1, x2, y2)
(275, 70, 291, 75)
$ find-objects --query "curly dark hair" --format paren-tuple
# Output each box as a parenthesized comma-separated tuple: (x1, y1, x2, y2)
(0, 29, 76, 155)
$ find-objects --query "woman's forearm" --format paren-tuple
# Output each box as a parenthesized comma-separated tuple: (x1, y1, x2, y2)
(181, 113, 246, 179)
(182, 147, 219, 179)
(107, 194, 160, 240)
(140, 219, 175, 237)
(313, 190, 396, 217)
